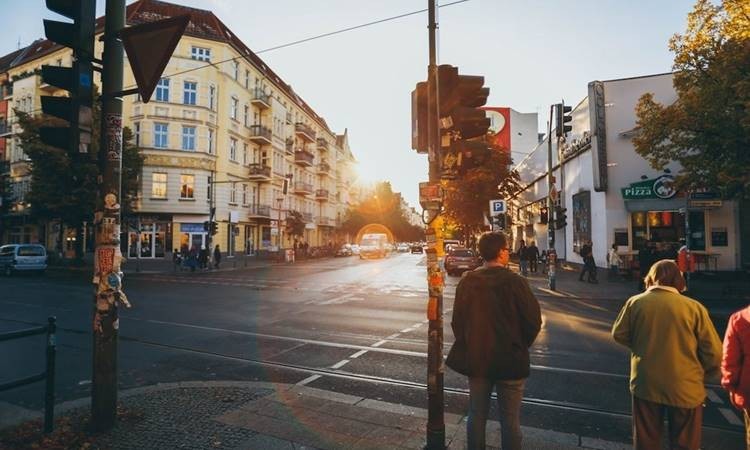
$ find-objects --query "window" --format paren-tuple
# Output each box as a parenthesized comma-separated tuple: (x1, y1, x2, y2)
(183, 81, 197, 105)
(208, 129, 214, 154)
(152, 173, 167, 198)
(180, 175, 195, 199)
(208, 85, 216, 110)
(154, 123, 168, 148)
(181, 126, 196, 150)
(191, 46, 211, 62)
(243, 143, 248, 165)
(243, 104, 249, 126)
(134, 122, 141, 147)
(242, 184, 248, 205)
(230, 97, 238, 120)
(230, 138, 237, 161)
(230, 182, 237, 204)
(155, 78, 169, 102)
(232, 61, 239, 80)
(245, 69, 250, 88)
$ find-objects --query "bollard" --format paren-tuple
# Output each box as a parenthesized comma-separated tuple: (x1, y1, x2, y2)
(44, 316, 57, 433)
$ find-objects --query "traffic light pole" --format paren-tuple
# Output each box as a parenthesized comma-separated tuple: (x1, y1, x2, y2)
(92, 0, 126, 431)
(425, 1, 445, 449)
(547, 105, 556, 290)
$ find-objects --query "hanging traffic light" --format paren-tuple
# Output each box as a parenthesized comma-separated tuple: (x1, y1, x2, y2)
(554, 207, 568, 230)
(210, 221, 219, 236)
(555, 102, 573, 137)
(203, 221, 210, 232)
(39, 0, 96, 155)
(540, 207, 548, 224)
(438, 65, 490, 141)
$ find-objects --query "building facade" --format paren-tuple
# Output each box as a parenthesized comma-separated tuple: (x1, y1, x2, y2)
(509, 73, 745, 271)
(0, 0, 360, 258)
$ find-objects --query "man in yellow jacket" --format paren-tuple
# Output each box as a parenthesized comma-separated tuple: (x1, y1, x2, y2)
(611, 259, 722, 450)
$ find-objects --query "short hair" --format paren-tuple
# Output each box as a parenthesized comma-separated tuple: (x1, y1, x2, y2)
(478, 232, 508, 261)
(644, 259, 686, 292)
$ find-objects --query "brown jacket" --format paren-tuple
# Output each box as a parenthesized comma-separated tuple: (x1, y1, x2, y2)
(446, 266, 542, 380)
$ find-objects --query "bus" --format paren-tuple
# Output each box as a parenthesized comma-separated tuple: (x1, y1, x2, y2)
(359, 233, 388, 259)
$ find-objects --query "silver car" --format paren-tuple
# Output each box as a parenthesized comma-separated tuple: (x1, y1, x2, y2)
(0, 244, 48, 276)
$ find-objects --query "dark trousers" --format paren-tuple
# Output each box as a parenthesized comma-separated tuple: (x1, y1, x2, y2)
(529, 258, 537, 273)
(467, 377, 525, 450)
(632, 396, 702, 450)
(579, 261, 597, 281)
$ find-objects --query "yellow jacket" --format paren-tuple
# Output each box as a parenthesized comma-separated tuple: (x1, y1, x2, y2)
(611, 286, 722, 408)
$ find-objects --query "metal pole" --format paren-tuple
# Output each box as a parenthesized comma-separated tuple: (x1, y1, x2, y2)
(547, 107, 556, 290)
(426, 1, 445, 449)
(92, 0, 125, 431)
(685, 192, 691, 291)
(43, 316, 56, 434)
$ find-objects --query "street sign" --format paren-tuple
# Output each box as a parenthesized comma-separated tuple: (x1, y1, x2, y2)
(689, 200, 722, 208)
(120, 14, 190, 103)
(489, 199, 506, 216)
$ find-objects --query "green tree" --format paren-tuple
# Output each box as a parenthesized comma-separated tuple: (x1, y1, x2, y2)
(340, 181, 421, 241)
(285, 210, 307, 242)
(633, 0, 750, 199)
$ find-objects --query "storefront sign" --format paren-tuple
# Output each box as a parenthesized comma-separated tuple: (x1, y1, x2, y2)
(180, 223, 205, 233)
(621, 175, 676, 200)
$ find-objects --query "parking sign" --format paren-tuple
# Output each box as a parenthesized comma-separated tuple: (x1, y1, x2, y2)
(489, 199, 506, 215)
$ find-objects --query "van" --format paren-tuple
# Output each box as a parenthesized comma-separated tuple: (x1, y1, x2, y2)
(0, 244, 48, 276)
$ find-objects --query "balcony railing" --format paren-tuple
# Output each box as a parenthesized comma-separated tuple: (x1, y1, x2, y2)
(316, 138, 329, 152)
(294, 149, 314, 166)
(295, 122, 316, 142)
(247, 163, 271, 180)
(251, 88, 271, 109)
(315, 189, 329, 201)
(317, 162, 331, 176)
(248, 124, 272, 144)
(317, 216, 334, 227)
(248, 203, 271, 218)
(302, 212, 314, 222)
(293, 181, 313, 194)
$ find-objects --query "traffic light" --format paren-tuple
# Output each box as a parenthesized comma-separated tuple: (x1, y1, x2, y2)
(438, 65, 490, 141)
(540, 207, 548, 224)
(492, 214, 505, 230)
(203, 221, 210, 232)
(40, 0, 96, 155)
(554, 207, 568, 230)
(555, 102, 572, 137)
(411, 81, 428, 153)
(209, 221, 218, 236)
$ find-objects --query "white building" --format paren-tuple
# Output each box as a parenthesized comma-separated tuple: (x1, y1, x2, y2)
(509, 73, 745, 271)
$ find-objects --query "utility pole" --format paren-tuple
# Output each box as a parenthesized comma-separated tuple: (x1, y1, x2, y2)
(92, 0, 126, 431)
(425, 2, 445, 449)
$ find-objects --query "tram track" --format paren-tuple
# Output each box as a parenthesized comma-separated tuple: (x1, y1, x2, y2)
(1, 316, 742, 435)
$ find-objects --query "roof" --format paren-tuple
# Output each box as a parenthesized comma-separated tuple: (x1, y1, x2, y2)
(0, 0, 335, 135)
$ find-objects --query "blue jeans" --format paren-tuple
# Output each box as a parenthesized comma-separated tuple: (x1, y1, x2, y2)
(468, 377, 525, 450)
(519, 260, 528, 276)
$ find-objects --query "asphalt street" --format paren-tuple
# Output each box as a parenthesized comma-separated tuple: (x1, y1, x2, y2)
(0, 252, 744, 446)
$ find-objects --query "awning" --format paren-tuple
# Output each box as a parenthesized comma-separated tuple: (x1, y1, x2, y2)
(624, 198, 686, 212)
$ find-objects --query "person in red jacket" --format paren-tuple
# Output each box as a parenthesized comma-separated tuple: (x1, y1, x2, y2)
(721, 305, 750, 446)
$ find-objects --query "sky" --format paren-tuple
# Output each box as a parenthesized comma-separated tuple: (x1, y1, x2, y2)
(1, 0, 696, 208)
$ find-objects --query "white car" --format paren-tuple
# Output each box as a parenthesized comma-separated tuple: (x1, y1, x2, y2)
(349, 244, 360, 255)
(0, 244, 48, 276)
(397, 243, 410, 252)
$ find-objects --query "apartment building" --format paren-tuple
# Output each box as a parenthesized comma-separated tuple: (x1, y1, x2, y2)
(0, 0, 359, 258)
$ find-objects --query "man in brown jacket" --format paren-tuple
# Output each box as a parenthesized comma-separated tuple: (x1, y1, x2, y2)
(446, 232, 542, 450)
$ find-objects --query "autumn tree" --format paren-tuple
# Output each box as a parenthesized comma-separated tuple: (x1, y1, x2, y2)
(633, 0, 750, 199)
(340, 181, 422, 242)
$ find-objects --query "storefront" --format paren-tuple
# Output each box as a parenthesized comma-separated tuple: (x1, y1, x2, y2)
(179, 223, 207, 252)
(127, 216, 171, 258)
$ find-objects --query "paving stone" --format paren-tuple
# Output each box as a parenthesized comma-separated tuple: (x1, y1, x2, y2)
(237, 433, 296, 450)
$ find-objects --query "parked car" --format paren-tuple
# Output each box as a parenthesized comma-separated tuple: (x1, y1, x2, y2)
(397, 243, 410, 253)
(410, 244, 424, 254)
(443, 239, 461, 253)
(350, 244, 360, 255)
(335, 244, 353, 257)
(0, 244, 48, 276)
(444, 247, 481, 276)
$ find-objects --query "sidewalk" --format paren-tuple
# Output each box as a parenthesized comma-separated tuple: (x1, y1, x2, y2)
(1, 381, 637, 450)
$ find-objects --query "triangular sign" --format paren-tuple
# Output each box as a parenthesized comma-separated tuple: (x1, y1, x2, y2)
(120, 14, 190, 103)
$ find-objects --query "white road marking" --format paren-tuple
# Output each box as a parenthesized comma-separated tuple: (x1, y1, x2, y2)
(296, 374, 321, 386)
(386, 333, 401, 339)
(422, 319, 430, 324)
(718, 407, 743, 426)
(400, 327, 415, 333)
(537, 287, 567, 297)
(349, 350, 368, 359)
(331, 359, 350, 369)
(706, 388, 723, 404)
(371, 340, 388, 347)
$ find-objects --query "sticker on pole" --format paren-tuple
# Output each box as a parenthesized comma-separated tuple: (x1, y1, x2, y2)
(489, 199, 506, 216)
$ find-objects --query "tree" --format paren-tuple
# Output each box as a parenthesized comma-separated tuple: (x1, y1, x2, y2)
(15, 93, 143, 260)
(340, 181, 421, 242)
(443, 139, 518, 241)
(633, 0, 750, 199)
(285, 210, 306, 242)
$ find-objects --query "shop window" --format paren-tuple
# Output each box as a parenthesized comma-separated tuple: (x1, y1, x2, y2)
(571, 191, 591, 254)
(688, 211, 706, 250)
(614, 229, 628, 247)
(711, 227, 728, 247)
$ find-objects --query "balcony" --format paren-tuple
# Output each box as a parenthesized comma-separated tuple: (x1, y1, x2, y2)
(302, 212, 314, 223)
(247, 163, 272, 181)
(251, 88, 271, 109)
(285, 138, 294, 155)
(248, 124, 272, 145)
(315, 189, 329, 202)
(294, 148, 315, 167)
(248, 203, 271, 219)
(293, 181, 313, 195)
(317, 216, 335, 227)
(295, 122, 316, 142)
(316, 138, 329, 152)
(317, 162, 331, 176)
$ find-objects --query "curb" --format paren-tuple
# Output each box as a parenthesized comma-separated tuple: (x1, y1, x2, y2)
(2, 380, 631, 449)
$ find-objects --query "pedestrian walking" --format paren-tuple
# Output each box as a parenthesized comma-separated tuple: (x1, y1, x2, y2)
(607, 243, 622, 281)
(446, 232, 542, 450)
(199, 246, 209, 270)
(578, 241, 597, 283)
(540, 250, 548, 274)
(527, 241, 540, 273)
(213, 244, 221, 269)
(518, 240, 528, 276)
(721, 305, 750, 446)
(188, 245, 198, 272)
(611, 259, 722, 450)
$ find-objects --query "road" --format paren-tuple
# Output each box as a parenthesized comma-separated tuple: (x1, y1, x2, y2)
(0, 252, 743, 446)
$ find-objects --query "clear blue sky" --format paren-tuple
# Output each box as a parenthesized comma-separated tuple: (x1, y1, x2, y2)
(1, 0, 694, 208)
